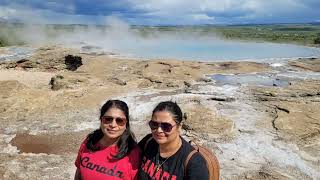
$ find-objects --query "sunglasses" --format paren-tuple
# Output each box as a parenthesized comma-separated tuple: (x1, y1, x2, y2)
(148, 120, 178, 133)
(101, 116, 127, 126)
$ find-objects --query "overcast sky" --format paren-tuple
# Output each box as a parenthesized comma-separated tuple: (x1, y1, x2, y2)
(0, 0, 319, 25)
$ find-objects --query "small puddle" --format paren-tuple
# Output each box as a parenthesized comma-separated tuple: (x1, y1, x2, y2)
(0, 47, 34, 62)
(211, 73, 290, 87)
(10, 132, 88, 154)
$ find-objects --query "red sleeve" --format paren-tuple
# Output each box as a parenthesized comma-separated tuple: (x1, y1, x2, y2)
(129, 146, 142, 180)
(74, 140, 87, 168)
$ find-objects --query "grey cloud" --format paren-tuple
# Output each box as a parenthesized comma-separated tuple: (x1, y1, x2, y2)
(0, 0, 319, 25)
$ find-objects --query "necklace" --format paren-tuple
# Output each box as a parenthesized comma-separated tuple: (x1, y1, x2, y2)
(154, 139, 182, 174)
(155, 148, 169, 173)
(155, 157, 169, 173)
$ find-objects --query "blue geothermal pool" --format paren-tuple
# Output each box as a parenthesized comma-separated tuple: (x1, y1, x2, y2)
(105, 38, 320, 61)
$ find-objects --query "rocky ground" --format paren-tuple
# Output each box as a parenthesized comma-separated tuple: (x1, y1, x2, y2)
(0, 46, 319, 179)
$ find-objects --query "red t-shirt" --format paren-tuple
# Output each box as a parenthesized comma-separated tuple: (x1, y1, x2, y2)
(75, 140, 141, 180)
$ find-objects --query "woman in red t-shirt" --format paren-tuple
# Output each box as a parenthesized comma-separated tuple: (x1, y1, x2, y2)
(74, 100, 141, 180)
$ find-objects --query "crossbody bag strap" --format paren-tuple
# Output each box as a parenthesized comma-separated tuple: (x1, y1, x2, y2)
(184, 150, 197, 176)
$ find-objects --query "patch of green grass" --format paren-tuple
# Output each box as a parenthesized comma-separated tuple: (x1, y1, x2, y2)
(0, 39, 4, 47)
(135, 24, 320, 46)
(205, 24, 320, 45)
(314, 33, 320, 44)
(0, 23, 26, 46)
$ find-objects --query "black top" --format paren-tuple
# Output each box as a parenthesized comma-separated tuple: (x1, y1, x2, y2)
(138, 134, 209, 180)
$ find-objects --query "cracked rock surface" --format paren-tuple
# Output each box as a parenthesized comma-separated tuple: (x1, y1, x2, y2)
(0, 45, 319, 179)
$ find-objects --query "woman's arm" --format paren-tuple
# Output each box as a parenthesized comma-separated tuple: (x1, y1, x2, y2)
(129, 146, 142, 180)
(74, 168, 81, 180)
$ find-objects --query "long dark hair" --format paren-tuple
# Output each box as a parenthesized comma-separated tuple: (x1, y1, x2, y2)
(152, 101, 183, 123)
(86, 100, 137, 160)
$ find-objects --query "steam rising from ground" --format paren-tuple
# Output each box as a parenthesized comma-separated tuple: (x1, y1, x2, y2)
(2, 17, 320, 61)
(1, 16, 219, 55)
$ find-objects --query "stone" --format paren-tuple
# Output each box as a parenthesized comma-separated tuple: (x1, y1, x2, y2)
(111, 77, 127, 86)
(289, 58, 320, 72)
(64, 55, 83, 71)
(49, 75, 65, 90)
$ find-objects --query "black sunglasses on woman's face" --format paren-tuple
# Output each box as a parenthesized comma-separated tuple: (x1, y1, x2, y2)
(101, 116, 127, 126)
(148, 120, 178, 133)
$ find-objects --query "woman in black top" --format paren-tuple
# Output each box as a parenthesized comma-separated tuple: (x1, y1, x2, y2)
(138, 101, 209, 180)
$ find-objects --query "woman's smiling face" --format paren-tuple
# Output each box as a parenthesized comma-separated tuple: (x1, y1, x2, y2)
(100, 107, 127, 140)
(150, 110, 181, 145)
